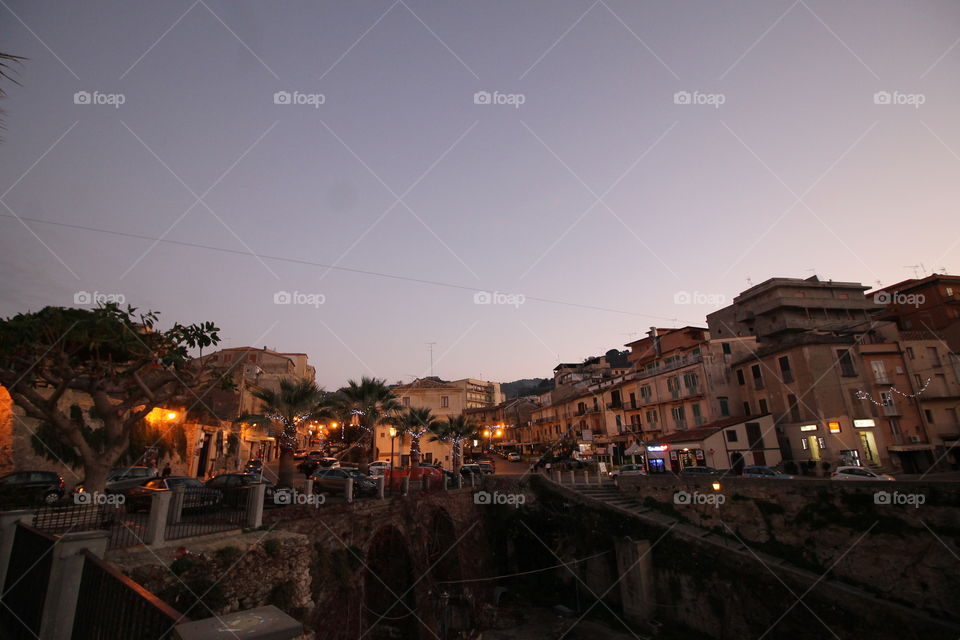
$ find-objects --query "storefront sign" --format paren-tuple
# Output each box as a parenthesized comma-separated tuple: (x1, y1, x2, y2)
(582, 429, 593, 441)
(695, 449, 705, 460)
(647, 444, 669, 452)
(828, 421, 842, 433)
(669, 451, 678, 460)
(799, 424, 817, 432)
(853, 419, 876, 428)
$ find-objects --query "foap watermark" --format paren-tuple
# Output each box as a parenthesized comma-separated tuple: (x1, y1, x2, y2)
(673, 90, 725, 109)
(74, 291, 126, 306)
(74, 491, 125, 506)
(873, 90, 925, 108)
(273, 90, 326, 108)
(473, 290, 525, 308)
(673, 290, 726, 307)
(473, 490, 527, 507)
(473, 90, 525, 109)
(873, 291, 925, 308)
(274, 290, 325, 308)
(273, 489, 326, 507)
(874, 490, 925, 508)
(74, 90, 126, 108)
(674, 490, 725, 508)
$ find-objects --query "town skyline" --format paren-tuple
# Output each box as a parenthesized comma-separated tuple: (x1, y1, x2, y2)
(3, 1, 960, 389)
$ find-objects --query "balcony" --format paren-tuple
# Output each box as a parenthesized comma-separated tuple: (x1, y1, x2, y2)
(670, 389, 680, 400)
(606, 402, 623, 410)
(634, 354, 704, 381)
(873, 376, 892, 385)
(753, 378, 765, 391)
(882, 403, 900, 416)
(674, 418, 687, 429)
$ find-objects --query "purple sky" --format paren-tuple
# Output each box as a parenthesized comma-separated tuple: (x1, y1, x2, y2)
(1, 0, 959, 389)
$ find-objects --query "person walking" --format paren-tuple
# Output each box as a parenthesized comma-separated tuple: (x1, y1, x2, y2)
(161, 462, 172, 479)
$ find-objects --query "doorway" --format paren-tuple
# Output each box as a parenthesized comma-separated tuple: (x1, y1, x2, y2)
(196, 432, 212, 478)
(858, 431, 879, 465)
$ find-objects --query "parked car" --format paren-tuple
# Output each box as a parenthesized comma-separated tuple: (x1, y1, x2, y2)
(243, 460, 264, 475)
(609, 464, 646, 478)
(742, 465, 794, 479)
(297, 457, 340, 476)
(830, 466, 895, 481)
(476, 463, 495, 475)
(0, 471, 64, 506)
(368, 461, 391, 477)
(75, 466, 156, 495)
(292, 450, 308, 460)
(507, 452, 521, 462)
(460, 464, 483, 478)
(475, 458, 496, 469)
(205, 473, 275, 507)
(124, 477, 221, 512)
(311, 468, 378, 496)
(417, 463, 456, 482)
(306, 450, 326, 462)
(678, 466, 720, 476)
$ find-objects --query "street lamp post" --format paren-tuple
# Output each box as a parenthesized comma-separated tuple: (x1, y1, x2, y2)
(388, 427, 397, 495)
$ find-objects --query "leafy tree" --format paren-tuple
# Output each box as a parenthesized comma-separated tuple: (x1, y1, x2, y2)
(242, 378, 330, 488)
(334, 377, 400, 468)
(0, 304, 222, 492)
(390, 407, 443, 468)
(429, 414, 478, 471)
(0, 52, 25, 133)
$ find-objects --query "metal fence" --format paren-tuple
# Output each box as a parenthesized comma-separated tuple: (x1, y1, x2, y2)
(0, 524, 56, 639)
(32, 503, 147, 550)
(72, 549, 185, 640)
(164, 487, 249, 541)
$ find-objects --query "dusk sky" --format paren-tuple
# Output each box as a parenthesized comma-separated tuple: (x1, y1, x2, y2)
(1, 0, 959, 389)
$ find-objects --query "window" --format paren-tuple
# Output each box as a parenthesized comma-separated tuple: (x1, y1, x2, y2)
(837, 349, 857, 377)
(925, 409, 935, 423)
(870, 360, 888, 383)
(692, 404, 702, 424)
(737, 369, 745, 385)
(817, 437, 827, 449)
(889, 419, 901, 436)
(722, 342, 732, 355)
(801, 438, 808, 450)
(646, 410, 658, 425)
(751, 364, 764, 390)
(726, 431, 738, 442)
(640, 385, 652, 400)
(759, 398, 768, 413)
(440, 396, 449, 408)
(719, 397, 730, 417)
(671, 406, 686, 428)
(787, 394, 800, 421)
(743, 401, 751, 414)
(906, 347, 915, 359)
(928, 347, 942, 367)
(778, 356, 793, 383)
(615, 415, 623, 431)
(402, 397, 410, 407)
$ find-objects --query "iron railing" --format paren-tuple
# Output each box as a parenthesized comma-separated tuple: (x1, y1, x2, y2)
(164, 487, 248, 541)
(72, 549, 185, 640)
(31, 503, 146, 550)
(0, 523, 55, 639)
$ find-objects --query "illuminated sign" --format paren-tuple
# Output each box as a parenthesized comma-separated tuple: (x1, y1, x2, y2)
(828, 421, 842, 433)
(853, 419, 876, 428)
(799, 425, 817, 432)
(646, 444, 669, 452)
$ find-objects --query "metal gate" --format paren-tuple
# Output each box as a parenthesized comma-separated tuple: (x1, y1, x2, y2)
(0, 524, 55, 639)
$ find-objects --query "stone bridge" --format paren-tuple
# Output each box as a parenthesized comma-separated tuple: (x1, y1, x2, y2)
(108, 485, 495, 640)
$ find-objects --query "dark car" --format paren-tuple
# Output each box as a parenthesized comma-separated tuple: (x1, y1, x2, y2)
(310, 468, 377, 496)
(417, 463, 456, 482)
(75, 466, 156, 495)
(205, 473, 275, 507)
(0, 471, 64, 507)
(243, 460, 264, 475)
(679, 466, 720, 476)
(124, 477, 222, 513)
(297, 457, 339, 476)
(476, 463, 495, 475)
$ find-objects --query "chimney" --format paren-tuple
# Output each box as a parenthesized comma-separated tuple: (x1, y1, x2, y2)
(648, 327, 661, 359)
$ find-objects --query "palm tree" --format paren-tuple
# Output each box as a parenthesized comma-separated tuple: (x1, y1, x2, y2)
(392, 407, 443, 468)
(243, 378, 330, 488)
(1, 53, 25, 133)
(335, 376, 400, 467)
(429, 414, 479, 472)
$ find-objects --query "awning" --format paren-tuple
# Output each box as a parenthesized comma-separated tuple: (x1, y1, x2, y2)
(624, 443, 644, 455)
(888, 444, 935, 452)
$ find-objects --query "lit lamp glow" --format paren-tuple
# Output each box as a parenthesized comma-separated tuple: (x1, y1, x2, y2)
(711, 482, 721, 491)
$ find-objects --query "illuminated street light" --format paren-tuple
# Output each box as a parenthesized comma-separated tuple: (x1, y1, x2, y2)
(166, 411, 178, 420)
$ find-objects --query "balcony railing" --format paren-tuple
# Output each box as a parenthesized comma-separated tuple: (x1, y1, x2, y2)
(635, 354, 704, 380)
(873, 375, 892, 385)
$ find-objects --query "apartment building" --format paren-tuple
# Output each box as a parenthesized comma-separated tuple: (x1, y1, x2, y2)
(874, 273, 960, 352)
(708, 277, 949, 473)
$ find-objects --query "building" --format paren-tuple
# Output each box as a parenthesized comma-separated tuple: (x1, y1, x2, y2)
(708, 277, 948, 473)
(642, 414, 781, 473)
(373, 377, 503, 468)
(873, 273, 960, 352)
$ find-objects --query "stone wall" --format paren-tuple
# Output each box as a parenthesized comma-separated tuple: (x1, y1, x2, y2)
(617, 475, 960, 619)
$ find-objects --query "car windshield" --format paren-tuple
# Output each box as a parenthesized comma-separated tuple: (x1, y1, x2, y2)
(168, 478, 203, 488)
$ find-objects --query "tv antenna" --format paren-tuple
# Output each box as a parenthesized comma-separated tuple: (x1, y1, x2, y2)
(903, 265, 924, 279)
(426, 342, 437, 377)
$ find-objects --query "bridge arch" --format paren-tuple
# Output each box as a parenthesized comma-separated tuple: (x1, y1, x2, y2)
(364, 524, 418, 640)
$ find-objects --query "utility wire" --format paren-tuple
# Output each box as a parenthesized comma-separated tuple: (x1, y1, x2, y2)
(436, 549, 611, 584)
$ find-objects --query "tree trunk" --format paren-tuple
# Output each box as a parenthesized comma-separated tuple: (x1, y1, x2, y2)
(410, 434, 421, 468)
(277, 449, 295, 489)
(453, 440, 462, 472)
(82, 458, 112, 494)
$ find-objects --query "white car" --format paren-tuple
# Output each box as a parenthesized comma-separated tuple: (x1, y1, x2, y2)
(368, 461, 391, 477)
(609, 464, 647, 478)
(507, 453, 521, 462)
(830, 466, 895, 481)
